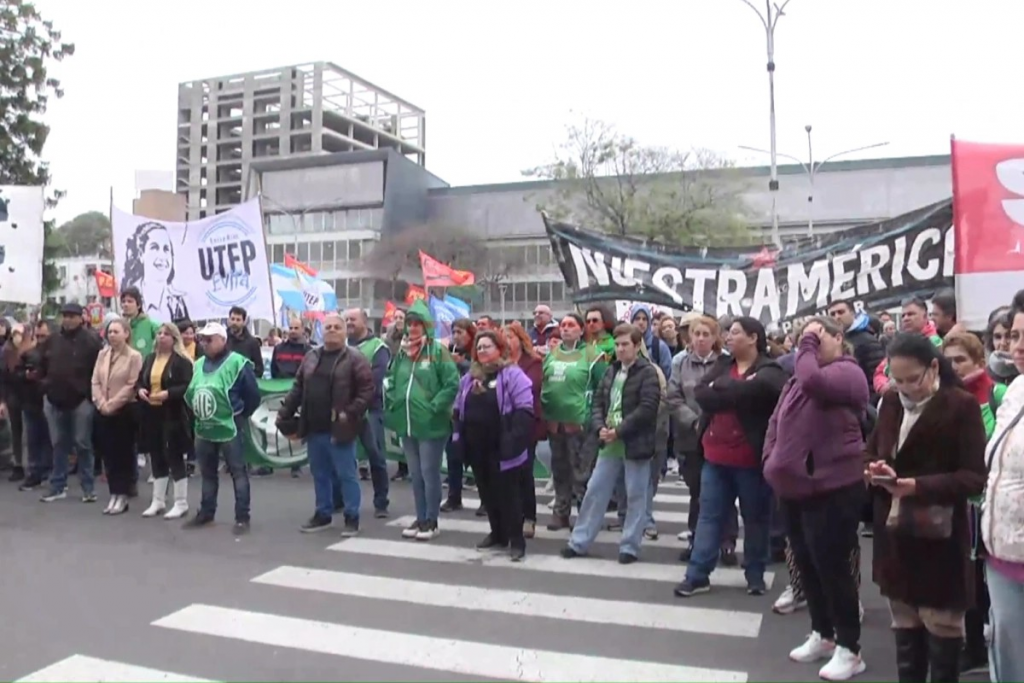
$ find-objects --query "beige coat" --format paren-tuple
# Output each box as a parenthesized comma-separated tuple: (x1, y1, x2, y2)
(91, 345, 143, 415)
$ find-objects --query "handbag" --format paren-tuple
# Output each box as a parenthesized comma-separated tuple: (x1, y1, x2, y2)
(885, 498, 954, 540)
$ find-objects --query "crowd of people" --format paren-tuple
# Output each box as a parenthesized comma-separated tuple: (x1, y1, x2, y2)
(2, 282, 1022, 683)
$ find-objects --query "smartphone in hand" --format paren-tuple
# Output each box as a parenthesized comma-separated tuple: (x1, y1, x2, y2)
(871, 475, 897, 485)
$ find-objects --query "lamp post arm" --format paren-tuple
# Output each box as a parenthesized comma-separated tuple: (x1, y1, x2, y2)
(738, 146, 809, 176)
(812, 142, 890, 175)
(738, 0, 770, 31)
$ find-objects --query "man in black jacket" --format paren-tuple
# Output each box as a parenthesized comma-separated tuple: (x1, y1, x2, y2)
(827, 299, 886, 400)
(271, 318, 311, 380)
(560, 323, 661, 565)
(39, 303, 103, 502)
(226, 306, 263, 377)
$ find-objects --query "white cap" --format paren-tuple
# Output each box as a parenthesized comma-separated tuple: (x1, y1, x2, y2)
(197, 321, 228, 339)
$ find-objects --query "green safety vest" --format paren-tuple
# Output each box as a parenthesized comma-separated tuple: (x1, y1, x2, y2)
(185, 352, 250, 443)
(355, 336, 386, 362)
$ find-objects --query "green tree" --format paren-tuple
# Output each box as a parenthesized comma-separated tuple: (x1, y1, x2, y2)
(0, 0, 75, 301)
(523, 116, 755, 247)
(56, 211, 112, 257)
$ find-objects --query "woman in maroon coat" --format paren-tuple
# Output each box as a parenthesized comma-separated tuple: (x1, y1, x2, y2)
(504, 322, 544, 539)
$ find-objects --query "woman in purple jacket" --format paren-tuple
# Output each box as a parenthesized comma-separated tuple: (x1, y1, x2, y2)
(451, 331, 536, 562)
(763, 316, 870, 681)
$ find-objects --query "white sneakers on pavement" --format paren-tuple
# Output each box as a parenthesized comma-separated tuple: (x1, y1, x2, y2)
(789, 632, 865, 680)
(773, 585, 808, 614)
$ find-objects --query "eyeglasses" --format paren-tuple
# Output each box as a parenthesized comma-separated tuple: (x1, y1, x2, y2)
(585, 318, 602, 324)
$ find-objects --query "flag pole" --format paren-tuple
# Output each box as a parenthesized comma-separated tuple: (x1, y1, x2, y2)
(108, 186, 119, 314)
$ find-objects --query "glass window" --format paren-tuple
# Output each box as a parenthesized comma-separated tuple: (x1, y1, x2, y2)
(297, 242, 309, 262)
(349, 240, 361, 261)
(513, 283, 526, 304)
(308, 241, 321, 265)
(323, 211, 335, 232)
(526, 282, 538, 304)
(322, 240, 335, 268)
(349, 279, 362, 300)
(552, 282, 565, 302)
(369, 208, 383, 230)
(334, 279, 345, 299)
(335, 240, 346, 261)
(538, 282, 551, 302)
(538, 245, 553, 266)
(268, 214, 292, 235)
(272, 244, 285, 264)
(362, 239, 374, 256)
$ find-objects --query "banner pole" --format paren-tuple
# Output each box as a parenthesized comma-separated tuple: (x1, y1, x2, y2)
(108, 186, 119, 314)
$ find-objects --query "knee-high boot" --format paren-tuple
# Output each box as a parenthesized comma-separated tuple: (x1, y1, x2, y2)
(164, 478, 189, 519)
(894, 628, 929, 682)
(142, 478, 168, 517)
(927, 634, 963, 683)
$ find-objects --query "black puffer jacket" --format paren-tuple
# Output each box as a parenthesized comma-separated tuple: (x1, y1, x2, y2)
(590, 356, 662, 461)
(41, 326, 103, 409)
(227, 327, 264, 377)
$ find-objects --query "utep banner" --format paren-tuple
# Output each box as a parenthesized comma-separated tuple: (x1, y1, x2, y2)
(0, 186, 45, 305)
(952, 139, 1024, 330)
(112, 198, 274, 323)
(246, 378, 550, 477)
(545, 201, 954, 324)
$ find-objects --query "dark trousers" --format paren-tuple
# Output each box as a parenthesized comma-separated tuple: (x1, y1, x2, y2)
(23, 409, 52, 479)
(964, 556, 990, 658)
(475, 455, 526, 551)
(8, 404, 23, 469)
(150, 430, 187, 482)
(681, 449, 739, 543)
(446, 436, 464, 500)
(520, 443, 537, 523)
(196, 418, 250, 522)
(96, 409, 137, 496)
(782, 483, 863, 653)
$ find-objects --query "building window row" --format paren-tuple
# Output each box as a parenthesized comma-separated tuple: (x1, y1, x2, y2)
(267, 239, 374, 270)
(266, 208, 383, 235)
(487, 242, 555, 271)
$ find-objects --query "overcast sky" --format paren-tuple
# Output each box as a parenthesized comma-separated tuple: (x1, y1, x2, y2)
(31, 0, 1024, 224)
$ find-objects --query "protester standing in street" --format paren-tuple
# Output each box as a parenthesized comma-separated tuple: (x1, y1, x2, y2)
(137, 323, 195, 519)
(345, 307, 391, 518)
(183, 322, 260, 534)
(226, 306, 264, 377)
(91, 319, 143, 515)
(503, 321, 544, 539)
(39, 303, 103, 503)
(16, 321, 52, 491)
(1, 324, 26, 482)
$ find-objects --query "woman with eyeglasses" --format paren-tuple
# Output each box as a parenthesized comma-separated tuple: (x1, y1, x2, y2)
(540, 313, 608, 530)
(865, 333, 985, 683)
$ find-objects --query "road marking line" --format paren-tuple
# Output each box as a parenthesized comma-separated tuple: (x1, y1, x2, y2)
(252, 566, 762, 638)
(532, 488, 691, 505)
(461, 497, 692, 524)
(16, 655, 214, 682)
(390, 515, 743, 552)
(327, 538, 773, 589)
(153, 604, 747, 682)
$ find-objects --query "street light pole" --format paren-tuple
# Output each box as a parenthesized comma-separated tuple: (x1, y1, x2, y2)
(740, 0, 791, 247)
(739, 136, 890, 236)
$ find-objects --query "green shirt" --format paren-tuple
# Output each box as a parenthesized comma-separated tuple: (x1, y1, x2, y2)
(541, 342, 602, 425)
(185, 352, 249, 443)
(600, 369, 628, 459)
(129, 314, 160, 357)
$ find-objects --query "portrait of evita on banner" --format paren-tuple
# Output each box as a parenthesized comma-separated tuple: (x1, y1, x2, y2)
(545, 200, 955, 328)
(111, 198, 275, 323)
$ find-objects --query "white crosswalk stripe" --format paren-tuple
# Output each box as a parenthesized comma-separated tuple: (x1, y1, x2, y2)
(532, 486, 691, 505)
(18, 479, 767, 682)
(462, 496, 692, 524)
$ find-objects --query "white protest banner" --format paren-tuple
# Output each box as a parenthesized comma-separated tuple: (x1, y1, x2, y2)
(112, 197, 274, 322)
(0, 186, 45, 305)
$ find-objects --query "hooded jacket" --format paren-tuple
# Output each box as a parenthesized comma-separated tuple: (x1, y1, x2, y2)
(383, 298, 460, 440)
(845, 312, 886, 397)
(763, 335, 869, 499)
(630, 304, 672, 380)
(667, 349, 720, 454)
(128, 313, 160, 357)
(452, 360, 535, 471)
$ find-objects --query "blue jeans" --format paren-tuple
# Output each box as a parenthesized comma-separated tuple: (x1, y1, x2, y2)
(44, 398, 95, 495)
(402, 436, 446, 523)
(23, 409, 52, 480)
(686, 461, 772, 588)
(988, 563, 1024, 683)
(196, 419, 249, 522)
(446, 435, 464, 500)
(308, 432, 360, 521)
(359, 410, 389, 512)
(569, 456, 651, 558)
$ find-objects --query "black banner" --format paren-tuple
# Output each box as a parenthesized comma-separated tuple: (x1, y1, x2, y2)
(545, 200, 953, 326)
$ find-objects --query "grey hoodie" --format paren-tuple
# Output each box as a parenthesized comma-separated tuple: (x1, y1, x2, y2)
(666, 348, 720, 454)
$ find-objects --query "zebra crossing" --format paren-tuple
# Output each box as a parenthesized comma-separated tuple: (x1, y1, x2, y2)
(17, 477, 777, 683)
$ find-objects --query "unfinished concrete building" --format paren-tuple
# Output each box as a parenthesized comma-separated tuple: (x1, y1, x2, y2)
(175, 62, 426, 220)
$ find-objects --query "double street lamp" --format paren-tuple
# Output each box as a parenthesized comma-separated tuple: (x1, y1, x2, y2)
(740, 128, 889, 236)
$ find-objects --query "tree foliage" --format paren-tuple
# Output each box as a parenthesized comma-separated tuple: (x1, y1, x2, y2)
(55, 210, 111, 257)
(0, 0, 75, 301)
(523, 116, 755, 247)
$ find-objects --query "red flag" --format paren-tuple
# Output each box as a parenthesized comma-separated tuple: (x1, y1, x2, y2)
(951, 138, 1024, 329)
(285, 253, 317, 277)
(382, 300, 398, 327)
(405, 284, 427, 306)
(418, 250, 475, 287)
(94, 269, 116, 298)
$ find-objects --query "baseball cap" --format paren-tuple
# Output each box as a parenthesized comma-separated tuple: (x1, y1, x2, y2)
(60, 302, 84, 316)
(197, 321, 228, 339)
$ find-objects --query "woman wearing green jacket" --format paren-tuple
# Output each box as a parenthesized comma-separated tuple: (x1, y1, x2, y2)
(384, 299, 460, 541)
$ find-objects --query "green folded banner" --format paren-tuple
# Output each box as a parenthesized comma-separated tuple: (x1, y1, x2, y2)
(245, 378, 550, 477)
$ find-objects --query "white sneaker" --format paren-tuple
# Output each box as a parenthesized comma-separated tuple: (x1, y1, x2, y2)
(773, 585, 808, 615)
(677, 529, 690, 541)
(789, 632, 836, 663)
(819, 646, 865, 681)
(546, 498, 555, 510)
(858, 600, 864, 623)
(402, 521, 421, 539)
(415, 523, 440, 541)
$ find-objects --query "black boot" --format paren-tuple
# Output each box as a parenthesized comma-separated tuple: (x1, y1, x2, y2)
(894, 628, 929, 683)
(928, 634, 963, 683)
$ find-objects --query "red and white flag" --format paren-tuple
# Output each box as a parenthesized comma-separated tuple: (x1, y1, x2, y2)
(404, 284, 427, 306)
(418, 250, 475, 287)
(382, 300, 398, 327)
(952, 138, 1024, 329)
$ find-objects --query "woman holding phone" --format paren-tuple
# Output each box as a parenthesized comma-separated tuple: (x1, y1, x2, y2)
(864, 333, 986, 683)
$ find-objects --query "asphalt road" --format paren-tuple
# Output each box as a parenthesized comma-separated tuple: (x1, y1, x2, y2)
(1, 457, 908, 682)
